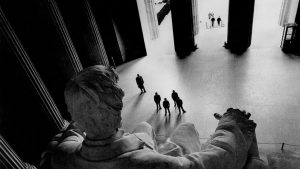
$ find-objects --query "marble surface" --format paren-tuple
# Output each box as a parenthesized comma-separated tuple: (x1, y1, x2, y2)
(119, 0, 300, 152)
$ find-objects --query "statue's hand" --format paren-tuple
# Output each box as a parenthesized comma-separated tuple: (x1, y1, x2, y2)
(215, 108, 255, 133)
(216, 108, 257, 150)
(214, 108, 251, 120)
(214, 108, 268, 169)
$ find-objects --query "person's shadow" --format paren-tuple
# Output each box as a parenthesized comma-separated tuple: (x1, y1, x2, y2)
(132, 93, 145, 107)
(175, 113, 183, 127)
(146, 110, 161, 127)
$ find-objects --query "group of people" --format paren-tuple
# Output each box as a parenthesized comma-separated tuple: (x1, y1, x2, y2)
(208, 12, 222, 28)
(41, 65, 268, 169)
(136, 74, 186, 116)
(154, 91, 186, 116)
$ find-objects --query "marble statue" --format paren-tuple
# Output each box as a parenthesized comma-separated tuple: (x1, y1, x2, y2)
(40, 65, 268, 169)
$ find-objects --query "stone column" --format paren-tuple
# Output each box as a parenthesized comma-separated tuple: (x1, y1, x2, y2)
(111, 0, 147, 61)
(84, 0, 109, 66)
(88, 0, 123, 66)
(0, 6, 65, 130)
(0, 0, 112, 126)
(56, 0, 109, 68)
(226, 0, 255, 52)
(144, 0, 159, 40)
(0, 134, 37, 169)
(279, 0, 299, 26)
(192, 0, 199, 36)
(46, 0, 83, 73)
(171, 0, 196, 56)
(0, 134, 26, 169)
(279, 0, 292, 26)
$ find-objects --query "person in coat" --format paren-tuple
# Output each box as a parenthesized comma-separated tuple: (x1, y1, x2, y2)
(177, 97, 186, 114)
(163, 98, 171, 116)
(171, 90, 179, 108)
(154, 92, 162, 111)
(136, 74, 146, 93)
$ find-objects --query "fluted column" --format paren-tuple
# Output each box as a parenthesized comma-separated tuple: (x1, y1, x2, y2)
(0, 135, 37, 169)
(279, 0, 299, 26)
(192, 0, 199, 35)
(0, 135, 26, 169)
(55, 0, 109, 67)
(279, 0, 291, 26)
(46, 0, 83, 73)
(144, 0, 159, 40)
(111, 0, 147, 61)
(85, 0, 109, 66)
(0, 6, 65, 130)
(88, 0, 123, 66)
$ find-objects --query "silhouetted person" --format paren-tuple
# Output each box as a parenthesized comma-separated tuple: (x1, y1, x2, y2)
(171, 90, 179, 108)
(154, 92, 162, 111)
(136, 74, 146, 93)
(211, 17, 215, 27)
(217, 16, 222, 26)
(177, 97, 186, 114)
(163, 98, 171, 116)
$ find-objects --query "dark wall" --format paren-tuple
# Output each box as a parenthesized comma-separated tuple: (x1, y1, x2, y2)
(0, 0, 76, 120)
(227, 0, 255, 52)
(0, 31, 57, 166)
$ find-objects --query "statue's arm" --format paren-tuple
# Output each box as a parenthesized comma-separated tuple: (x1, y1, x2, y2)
(164, 109, 257, 169)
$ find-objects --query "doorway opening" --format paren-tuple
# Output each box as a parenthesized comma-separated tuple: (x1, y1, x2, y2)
(196, 0, 229, 51)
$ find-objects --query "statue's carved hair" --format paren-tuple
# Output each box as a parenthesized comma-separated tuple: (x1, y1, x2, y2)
(64, 65, 123, 132)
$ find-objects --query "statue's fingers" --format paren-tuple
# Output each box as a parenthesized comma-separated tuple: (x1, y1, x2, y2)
(245, 113, 251, 119)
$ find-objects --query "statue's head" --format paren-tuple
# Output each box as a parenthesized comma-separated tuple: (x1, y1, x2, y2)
(64, 65, 124, 139)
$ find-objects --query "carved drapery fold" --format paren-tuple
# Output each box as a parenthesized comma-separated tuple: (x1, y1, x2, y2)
(46, 0, 83, 73)
(0, 6, 65, 130)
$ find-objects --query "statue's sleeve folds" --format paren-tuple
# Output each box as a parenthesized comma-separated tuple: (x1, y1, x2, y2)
(169, 114, 253, 169)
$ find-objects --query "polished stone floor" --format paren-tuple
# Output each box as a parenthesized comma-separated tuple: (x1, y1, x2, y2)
(118, 0, 300, 158)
